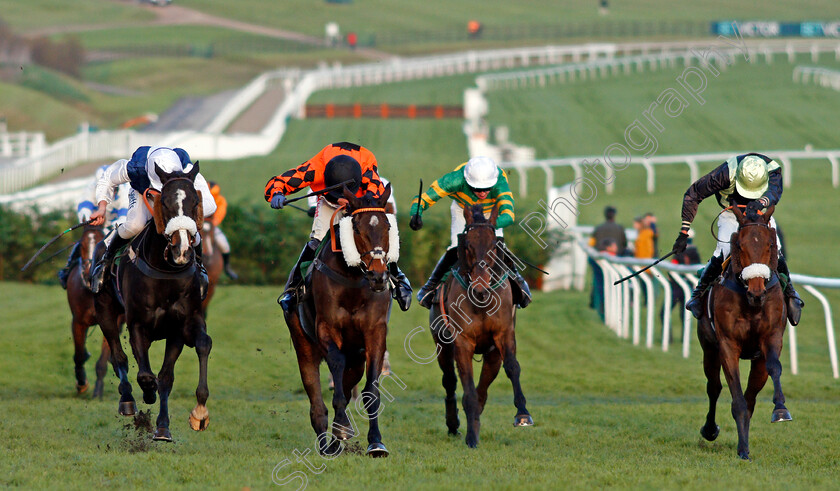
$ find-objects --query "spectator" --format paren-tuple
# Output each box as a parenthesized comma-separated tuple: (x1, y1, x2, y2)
(467, 20, 483, 39)
(589, 238, 619, 322)
(346, 32, 357, 50)
(590, 205, 627, 253)
(663, 229, 701, 325)
(632, 216, 655, 259)
(643, 212, 659, 257)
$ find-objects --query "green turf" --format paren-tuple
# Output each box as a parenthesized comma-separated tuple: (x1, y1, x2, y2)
(0, 0, 154, 31)
(1, 281, 838, 488)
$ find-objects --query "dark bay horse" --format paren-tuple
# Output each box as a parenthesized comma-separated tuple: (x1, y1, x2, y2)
(284, 185, 396, 457)
(429, 204, 532, 448)
(698, 205, 791, 460)
(66, 224, 115, 397)
(200, 220, 223, 317)
(95, 163, 212, 442)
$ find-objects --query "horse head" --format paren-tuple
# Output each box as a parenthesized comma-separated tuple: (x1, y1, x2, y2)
(341, 183, 395, 292)
(731, 205, 778, 307)
(151, 162, 203, 267)
(459, 203, 500, 304)
(80, 224, 104, 289)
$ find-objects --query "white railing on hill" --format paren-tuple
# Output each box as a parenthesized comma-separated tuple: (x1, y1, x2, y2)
(0, 131, 45, 159)
(793, 65, 840, 91)
(573, 235, 839, 378)
(500, 149, 840, 198)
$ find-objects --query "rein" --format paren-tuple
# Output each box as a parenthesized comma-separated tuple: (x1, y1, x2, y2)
(710, 204, 766, 243)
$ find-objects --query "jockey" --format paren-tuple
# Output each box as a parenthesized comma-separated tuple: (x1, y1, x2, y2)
(673, 153, 804, 325)
(265, 141, 412, 313)
(307, 176, 398, 216)
(88, 146, 217, 297)
(207, 181, 238, 280)
(409, 156, 531, 309)
(58, 165, 130, 289)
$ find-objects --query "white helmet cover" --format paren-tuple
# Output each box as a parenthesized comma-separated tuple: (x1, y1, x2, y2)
(147, 146, 192, 190)
(464, 156, 500, 189)
(735, 155, 769, 199)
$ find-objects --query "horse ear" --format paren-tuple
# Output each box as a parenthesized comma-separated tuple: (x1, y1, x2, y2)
(463, 204, 474, 225)
(762, 205, 775, 223)
(155, 163, 172, 184)
(187, 161, 200, 181)
(379, 183, 392, 208)
(731, 205, 746, 225)
(489, 202, 499, 227)
(195, 190, 204, 230)
(149, 192, 166, 234)
(342, 186, 360, 209)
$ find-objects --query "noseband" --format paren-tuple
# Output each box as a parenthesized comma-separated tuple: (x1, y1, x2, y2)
(143, 177, 198, 247)
(735, 222, 774, 286)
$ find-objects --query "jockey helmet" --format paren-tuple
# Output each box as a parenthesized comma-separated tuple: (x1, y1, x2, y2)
(735, 155, 769, 199)
(147, 147, 188, 190)
(324, 154, 361, 203)
(464, 156, 499, 190)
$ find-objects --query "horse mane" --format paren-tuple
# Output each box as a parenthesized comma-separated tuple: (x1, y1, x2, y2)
(729, 233, 742, 277)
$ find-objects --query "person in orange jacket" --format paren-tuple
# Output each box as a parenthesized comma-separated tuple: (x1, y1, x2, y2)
(208, 181, 238, 279)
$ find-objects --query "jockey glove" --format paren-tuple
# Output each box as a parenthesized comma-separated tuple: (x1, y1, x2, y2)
(672, 232, 688, 254)
(409, 214, 423, 231)
(270, 193, 287, 209)
(745, 200, 763, 221)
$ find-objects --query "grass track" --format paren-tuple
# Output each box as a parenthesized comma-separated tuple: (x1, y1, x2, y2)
(1, 282, 839, 488)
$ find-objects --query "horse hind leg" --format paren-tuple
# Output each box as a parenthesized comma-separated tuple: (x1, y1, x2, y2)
(93, 338, 111, 399)
(153, 337, 184, 442)
(699, 341, 723, 442)
(97, 298, 135, 416)
(189, 325, 212, 432)
(71, 319, 91, 393)
(436, 341, 460, 436)
(764, 337, 792, 423)
(500, 337, 533, 428)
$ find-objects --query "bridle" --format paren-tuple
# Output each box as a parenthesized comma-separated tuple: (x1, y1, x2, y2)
(458, 222, 497, 284)
(143, 176, 198, 248)
(350, 207, 389, 273)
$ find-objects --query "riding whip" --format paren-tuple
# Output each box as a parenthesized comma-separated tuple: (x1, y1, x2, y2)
(283, 179, 355, 205)
(28, 242, 76, 270)
(21, 220, 91, 272)
(415, 179, 423, 221)
(612, 250, 676, 285)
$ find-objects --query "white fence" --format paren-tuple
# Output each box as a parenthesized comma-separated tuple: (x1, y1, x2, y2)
(793, 65, 840, 91)
(500, 149, 840, 198)
(0, 131, 45, 159)
(574, 236, 840, 378)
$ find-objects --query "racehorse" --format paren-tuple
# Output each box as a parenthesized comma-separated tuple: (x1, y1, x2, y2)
(284, 185, 397, 457)
(429, 204, 532, 448)
(697, 205, 792, 460)
(94, 163, 212, 442)
(66, 224, 114, 397)
(200, 220, 223, 317)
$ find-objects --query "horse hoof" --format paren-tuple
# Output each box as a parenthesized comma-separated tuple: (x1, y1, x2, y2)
(153, 427, 173, 442)
(332, 426, 355, 441)
(119, 401, 136, 416)
(76, 382, 90, 394)
(143, 391, 157, 405)
(514, 414, 534, 427)
(189, 405, 209, 431)
(700, 424, 720, 442)
(447, 429, 461, 437)
(465, 435, 478, 448)
(738, 451, 751, 461)
(771, 408, 792, 423)
(366, 442, 389, 458)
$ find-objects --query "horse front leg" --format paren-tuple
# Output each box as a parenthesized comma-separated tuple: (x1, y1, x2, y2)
(744, 358, 768, 420)
(129, 325, 157, 405)
(93, 338, 111, 399)
(71, 318, 91, 393)
(720, 340, 750, 460)
(699, 330, 722, 441)
(189, 321, 212, 432)
(454, 342, 480, 448)
(500, 333, 533, 427)
(476, 347, 501, 415)
(764, 334, 792, 423)
(362, 326, 388, 457)
(324, 340, 352, 442)
(436, 339, 461, 435)
(153, 337, 184, 442)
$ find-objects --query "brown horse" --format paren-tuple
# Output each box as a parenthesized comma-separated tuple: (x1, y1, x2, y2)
(698, 205, 792, 460)
(66, 224, 115, 397)
(95, 163, 212, 442)
(429, 204, 533, 448)
(284, 185, 396, 457)
(200, 220, 223, 317)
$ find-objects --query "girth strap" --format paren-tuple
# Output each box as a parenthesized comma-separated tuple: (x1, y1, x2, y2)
(313, 258, 368, 288)
(131, 254, 196, 280)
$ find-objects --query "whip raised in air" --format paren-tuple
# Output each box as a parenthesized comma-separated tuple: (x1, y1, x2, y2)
(612, 250, 676, 285)
(21, 220, 91, 272)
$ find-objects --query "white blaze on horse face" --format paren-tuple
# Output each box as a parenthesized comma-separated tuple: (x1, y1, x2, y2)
(163, 188, 198, 264)
(369, 215, 379, 227)
(176, 189, 186, 216)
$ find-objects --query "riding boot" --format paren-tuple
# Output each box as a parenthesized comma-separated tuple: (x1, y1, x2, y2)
(90, 233, 131, 294)
(776, 254, 804, 326)
(497, 238, 532, 309)
(222, 252, 239, 280)
(417, 248, 459, 309)
(685, 254, 724, 320)
(279, 239, 320, 315)
(389, 262, 412, 311)
(194, 245, 209, 300)
(58, 241, 82, 289)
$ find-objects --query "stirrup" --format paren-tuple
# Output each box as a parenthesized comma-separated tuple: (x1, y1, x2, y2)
(90, 262, 109, 294)
(278, 288, 299, 315)
(417, 285, 436, 309)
